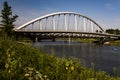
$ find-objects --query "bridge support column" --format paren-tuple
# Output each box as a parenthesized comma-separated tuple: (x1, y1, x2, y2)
(52, 38, 56, 42)
(68, 37, 71, 43)
(35, 36, 38, 42)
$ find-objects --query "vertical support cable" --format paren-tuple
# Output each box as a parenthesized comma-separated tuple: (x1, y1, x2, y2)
(91, 22, 94, 32)
(32, 23, 34, 30)
(45, 18, 48, 30)
(57, 15, 60, 30)
(96, 25, 100, 33)
(64, 14, 67, 31)
(24, 27, 26, 31)
(39, 20, 42, 31)
(74, 15, 77, 32)
(68, 14, 70, 31)
(86, 19, 88, 32)
(77, 16, 80, 32)
(83, 17, 86, 32)
(52, 16, 55, 31)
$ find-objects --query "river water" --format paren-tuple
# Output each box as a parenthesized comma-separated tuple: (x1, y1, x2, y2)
(32, 41, 120, 76)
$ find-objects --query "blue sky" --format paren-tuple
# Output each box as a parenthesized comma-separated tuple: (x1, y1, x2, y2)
(0, 0, 120, 29)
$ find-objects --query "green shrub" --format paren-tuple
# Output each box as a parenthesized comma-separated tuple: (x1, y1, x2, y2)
(0, 40, 42, 79)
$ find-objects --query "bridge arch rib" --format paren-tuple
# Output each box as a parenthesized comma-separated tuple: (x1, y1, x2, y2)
(15, 12, 104, 33)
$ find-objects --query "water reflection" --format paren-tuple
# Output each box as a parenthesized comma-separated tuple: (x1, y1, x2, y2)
(33, 41, 120, 76)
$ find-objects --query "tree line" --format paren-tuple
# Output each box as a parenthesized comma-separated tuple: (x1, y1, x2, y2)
(105, 29, 120, 35)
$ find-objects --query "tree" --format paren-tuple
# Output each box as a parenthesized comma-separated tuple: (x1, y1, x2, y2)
(0, 1, 18, 39)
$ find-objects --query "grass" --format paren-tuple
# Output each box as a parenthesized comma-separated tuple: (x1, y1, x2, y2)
(74, 38, 99, 43)
(109, 40, 120, 46)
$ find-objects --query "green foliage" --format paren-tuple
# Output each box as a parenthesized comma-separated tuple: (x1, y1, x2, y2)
(0, 1, 18, 39)
(0, 40, 120, 80)
(0, 40, 42, 79)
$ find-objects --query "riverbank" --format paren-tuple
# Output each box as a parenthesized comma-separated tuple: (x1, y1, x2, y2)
(0, 40, 120, 79)
(75, 38, 99, 43)
(57, 38, 99, 43)
(109, 40, 120, 46)
(73, 38, 120, 46)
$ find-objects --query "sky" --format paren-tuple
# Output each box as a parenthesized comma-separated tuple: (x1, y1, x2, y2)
(0, 0, 120, 30)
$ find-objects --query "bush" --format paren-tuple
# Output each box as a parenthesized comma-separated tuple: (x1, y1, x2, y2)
(0, 40, 42, 79)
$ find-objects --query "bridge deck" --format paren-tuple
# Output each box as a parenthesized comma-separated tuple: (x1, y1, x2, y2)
(14, 30, 120, 37)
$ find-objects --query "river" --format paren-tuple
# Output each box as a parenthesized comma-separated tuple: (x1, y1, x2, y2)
(32, 40, 120, 76)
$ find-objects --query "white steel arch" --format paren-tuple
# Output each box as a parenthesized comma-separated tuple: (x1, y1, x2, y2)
(15, 12, 104, 32)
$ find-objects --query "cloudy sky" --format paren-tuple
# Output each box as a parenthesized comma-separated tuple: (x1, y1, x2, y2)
(0, 0, 120, 30)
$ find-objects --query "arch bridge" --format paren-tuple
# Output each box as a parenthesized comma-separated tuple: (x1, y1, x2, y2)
(14, 12, 120, 41)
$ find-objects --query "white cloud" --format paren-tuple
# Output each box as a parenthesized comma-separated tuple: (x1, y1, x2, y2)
(105, 3, 116, 10)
